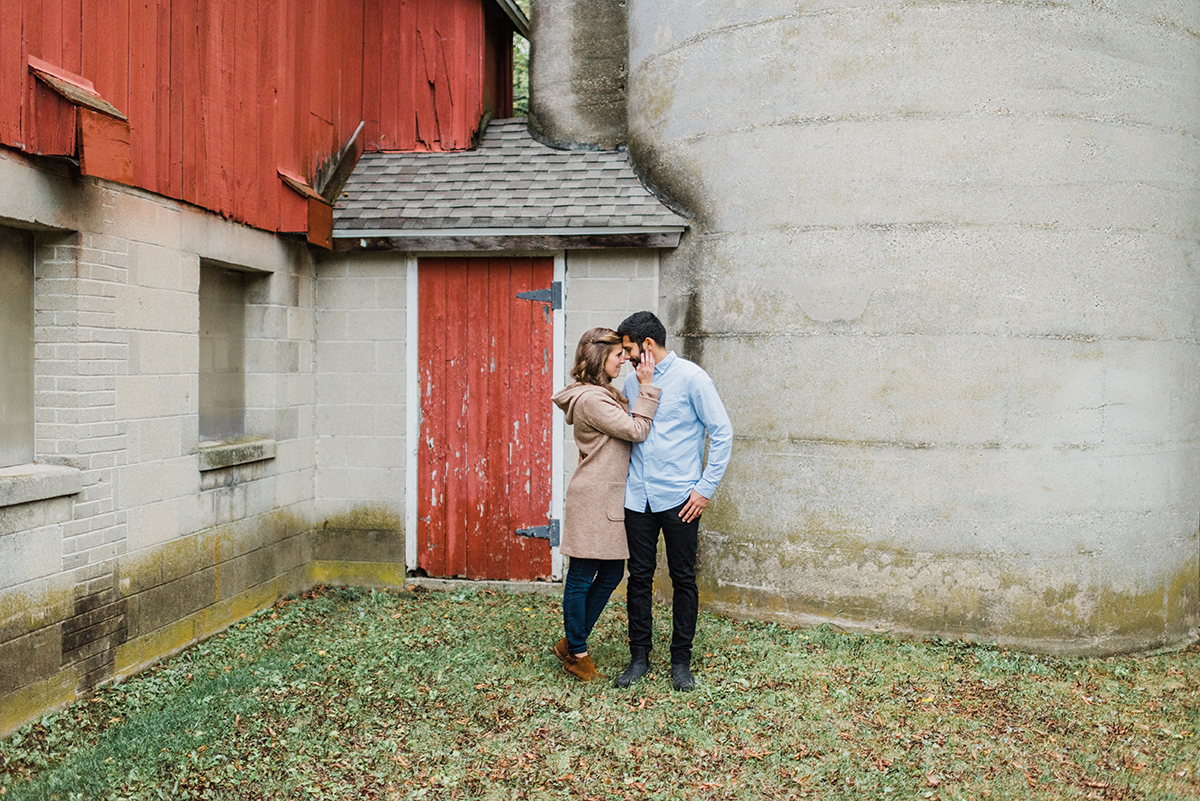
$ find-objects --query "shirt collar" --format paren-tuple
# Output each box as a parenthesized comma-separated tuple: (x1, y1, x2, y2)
(654, 350, 677, 375)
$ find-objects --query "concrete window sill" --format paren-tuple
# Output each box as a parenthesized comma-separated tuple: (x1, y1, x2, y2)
(0, 463, 83, 507)
(197, 437, 277, 472)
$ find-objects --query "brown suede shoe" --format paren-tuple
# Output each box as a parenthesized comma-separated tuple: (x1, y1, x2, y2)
(564, 654, 605, 682)
(552, 638, 570, 663)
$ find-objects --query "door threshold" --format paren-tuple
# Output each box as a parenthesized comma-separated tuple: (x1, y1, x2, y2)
(405, 576, 563, 596)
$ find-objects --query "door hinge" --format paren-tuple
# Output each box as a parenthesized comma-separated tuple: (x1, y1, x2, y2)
(516, 281, 562, 310)
(515, 518, 560, 547)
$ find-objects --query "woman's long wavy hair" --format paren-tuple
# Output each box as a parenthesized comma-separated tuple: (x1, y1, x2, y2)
(571, 327, 627, 404)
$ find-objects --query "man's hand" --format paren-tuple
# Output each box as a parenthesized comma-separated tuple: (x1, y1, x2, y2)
(679, 490, 708, 523)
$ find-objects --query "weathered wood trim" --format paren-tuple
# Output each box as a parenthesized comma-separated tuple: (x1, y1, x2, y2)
(28, 56, 128, 121)
(334, 232, 683, 252)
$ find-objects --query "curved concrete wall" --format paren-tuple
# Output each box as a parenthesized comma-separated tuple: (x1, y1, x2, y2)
(529, 0, 628, 149)
(626, 0, 1200, 653)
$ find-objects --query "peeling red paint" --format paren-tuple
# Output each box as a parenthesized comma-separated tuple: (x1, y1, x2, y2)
(0, 0, 516, 234)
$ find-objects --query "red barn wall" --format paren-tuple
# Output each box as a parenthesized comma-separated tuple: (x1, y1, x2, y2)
(0, 0, 515, 234)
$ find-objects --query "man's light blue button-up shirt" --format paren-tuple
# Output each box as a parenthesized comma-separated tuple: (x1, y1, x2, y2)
(623, 351, 733, 513)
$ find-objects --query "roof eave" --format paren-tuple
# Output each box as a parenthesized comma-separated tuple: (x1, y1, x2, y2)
(332, 227, 686, 252)
(492, 0, 530, 39)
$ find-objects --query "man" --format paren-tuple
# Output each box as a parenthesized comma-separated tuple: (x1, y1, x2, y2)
(614, 311, 733, 692)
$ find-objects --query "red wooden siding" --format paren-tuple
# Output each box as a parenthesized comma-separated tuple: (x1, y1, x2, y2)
(0, 0, 516, 235)
(418, 257, 555, 581)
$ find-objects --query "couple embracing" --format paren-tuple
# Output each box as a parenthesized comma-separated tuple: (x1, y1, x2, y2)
(550, 311, 733, 692)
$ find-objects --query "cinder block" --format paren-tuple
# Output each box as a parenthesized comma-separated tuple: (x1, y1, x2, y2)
(243, 475, 279, 517)
(177, 490, 214, 538)
(214, 484, 248, 525)
(315, 309, 349, 340)
(376, 276, 406, 309)
(179, 253, 200, 293)
(273, 469, 310, 510)
(355, 374, 403, 406)
(319, 468, 401, 504)
(0, 524, 61, 588)
(114, 375, 168, 420)
(320, 277, 379, 311)
(243, 339, 276, 373)
(244, 373, 278, 409)
(114, 286, 197, 333)
(0, 626, 62, 695)
(319, 341, 375, 374)
(274, 407, 300, 440)
(343, 310, 401, 338)
(316, 404, 375, 436)
(216, 543, 291, 601)
(126, 504, 171, 552)
(128, 567, 215, 636)
(0, 573, 73, 643)
(274, 340, 300, 372)
(287, 307, 314, 340)
(133, 331, 189, 376)
(118, 459, 191, 509)
(311, 528, 404, 563)
(286, 373, 314, 407)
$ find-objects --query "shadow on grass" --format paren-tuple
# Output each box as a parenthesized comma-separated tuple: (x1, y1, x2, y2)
(2, 585, 1198, 800)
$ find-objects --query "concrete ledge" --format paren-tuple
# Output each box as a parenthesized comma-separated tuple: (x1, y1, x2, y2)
(197, 437, 276, 472)
(0, 464, 82, 508)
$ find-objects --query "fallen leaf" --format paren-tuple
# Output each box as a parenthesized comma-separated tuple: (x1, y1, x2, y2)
(926, 773, 941, 787)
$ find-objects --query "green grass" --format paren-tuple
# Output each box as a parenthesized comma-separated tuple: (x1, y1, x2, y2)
(1, 585, 1197, 800)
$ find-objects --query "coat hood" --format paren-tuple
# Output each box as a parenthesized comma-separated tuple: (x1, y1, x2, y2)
(552, 382, 618, 424)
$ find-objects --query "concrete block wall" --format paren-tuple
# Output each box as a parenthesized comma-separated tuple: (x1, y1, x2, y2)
(0, 149, 328, 737)
(0, 150, 668, 737)
(312, 252, 407, 557)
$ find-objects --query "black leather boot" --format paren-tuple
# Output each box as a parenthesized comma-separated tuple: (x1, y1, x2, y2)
(614, 647, 650, 688)
(671, 661, 695, 692)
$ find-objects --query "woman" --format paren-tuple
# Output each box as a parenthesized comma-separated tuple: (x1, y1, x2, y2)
(550, 328, 659, 681)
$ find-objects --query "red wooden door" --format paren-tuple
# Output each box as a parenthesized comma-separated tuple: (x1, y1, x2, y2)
(417, 256, 555, 580)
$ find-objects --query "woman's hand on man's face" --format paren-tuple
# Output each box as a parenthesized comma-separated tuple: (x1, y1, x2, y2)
(635, 347, 656, 385)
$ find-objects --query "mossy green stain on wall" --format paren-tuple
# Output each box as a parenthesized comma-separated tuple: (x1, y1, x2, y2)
(318, 504, 402, 533)
(697, 520, 1199, 656)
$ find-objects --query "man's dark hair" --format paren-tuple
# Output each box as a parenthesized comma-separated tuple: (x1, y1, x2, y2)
(617, 311, 667, 348)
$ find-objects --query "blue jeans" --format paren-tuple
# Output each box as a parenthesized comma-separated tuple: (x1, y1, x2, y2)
(563, 557, 625, 654)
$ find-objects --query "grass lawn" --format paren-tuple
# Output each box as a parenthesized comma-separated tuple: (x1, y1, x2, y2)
(1, 585, 1197, 800)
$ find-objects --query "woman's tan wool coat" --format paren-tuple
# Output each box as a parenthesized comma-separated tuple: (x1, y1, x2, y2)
(552, 381, 661, 560)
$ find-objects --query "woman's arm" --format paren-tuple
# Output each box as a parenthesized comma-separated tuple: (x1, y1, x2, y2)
(576, 387, 661, 443)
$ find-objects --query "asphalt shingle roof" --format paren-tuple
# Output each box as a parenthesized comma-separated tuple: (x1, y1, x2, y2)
(333, 120, 688, 233)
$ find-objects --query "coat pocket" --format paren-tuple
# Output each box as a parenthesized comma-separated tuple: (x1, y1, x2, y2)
(606, 482, 627, 522)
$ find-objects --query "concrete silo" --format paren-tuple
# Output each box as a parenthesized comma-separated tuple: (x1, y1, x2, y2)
(533, 0, 1200, 653)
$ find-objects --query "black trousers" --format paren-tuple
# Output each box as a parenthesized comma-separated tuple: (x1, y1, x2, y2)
(624, 501, 699, 665)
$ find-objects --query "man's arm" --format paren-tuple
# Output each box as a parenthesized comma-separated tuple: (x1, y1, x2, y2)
(679, 371, 733, 522)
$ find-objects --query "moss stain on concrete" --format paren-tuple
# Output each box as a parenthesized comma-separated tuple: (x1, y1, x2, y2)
(318, 504, 402, 533)
(697, 519, 1198, 656)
